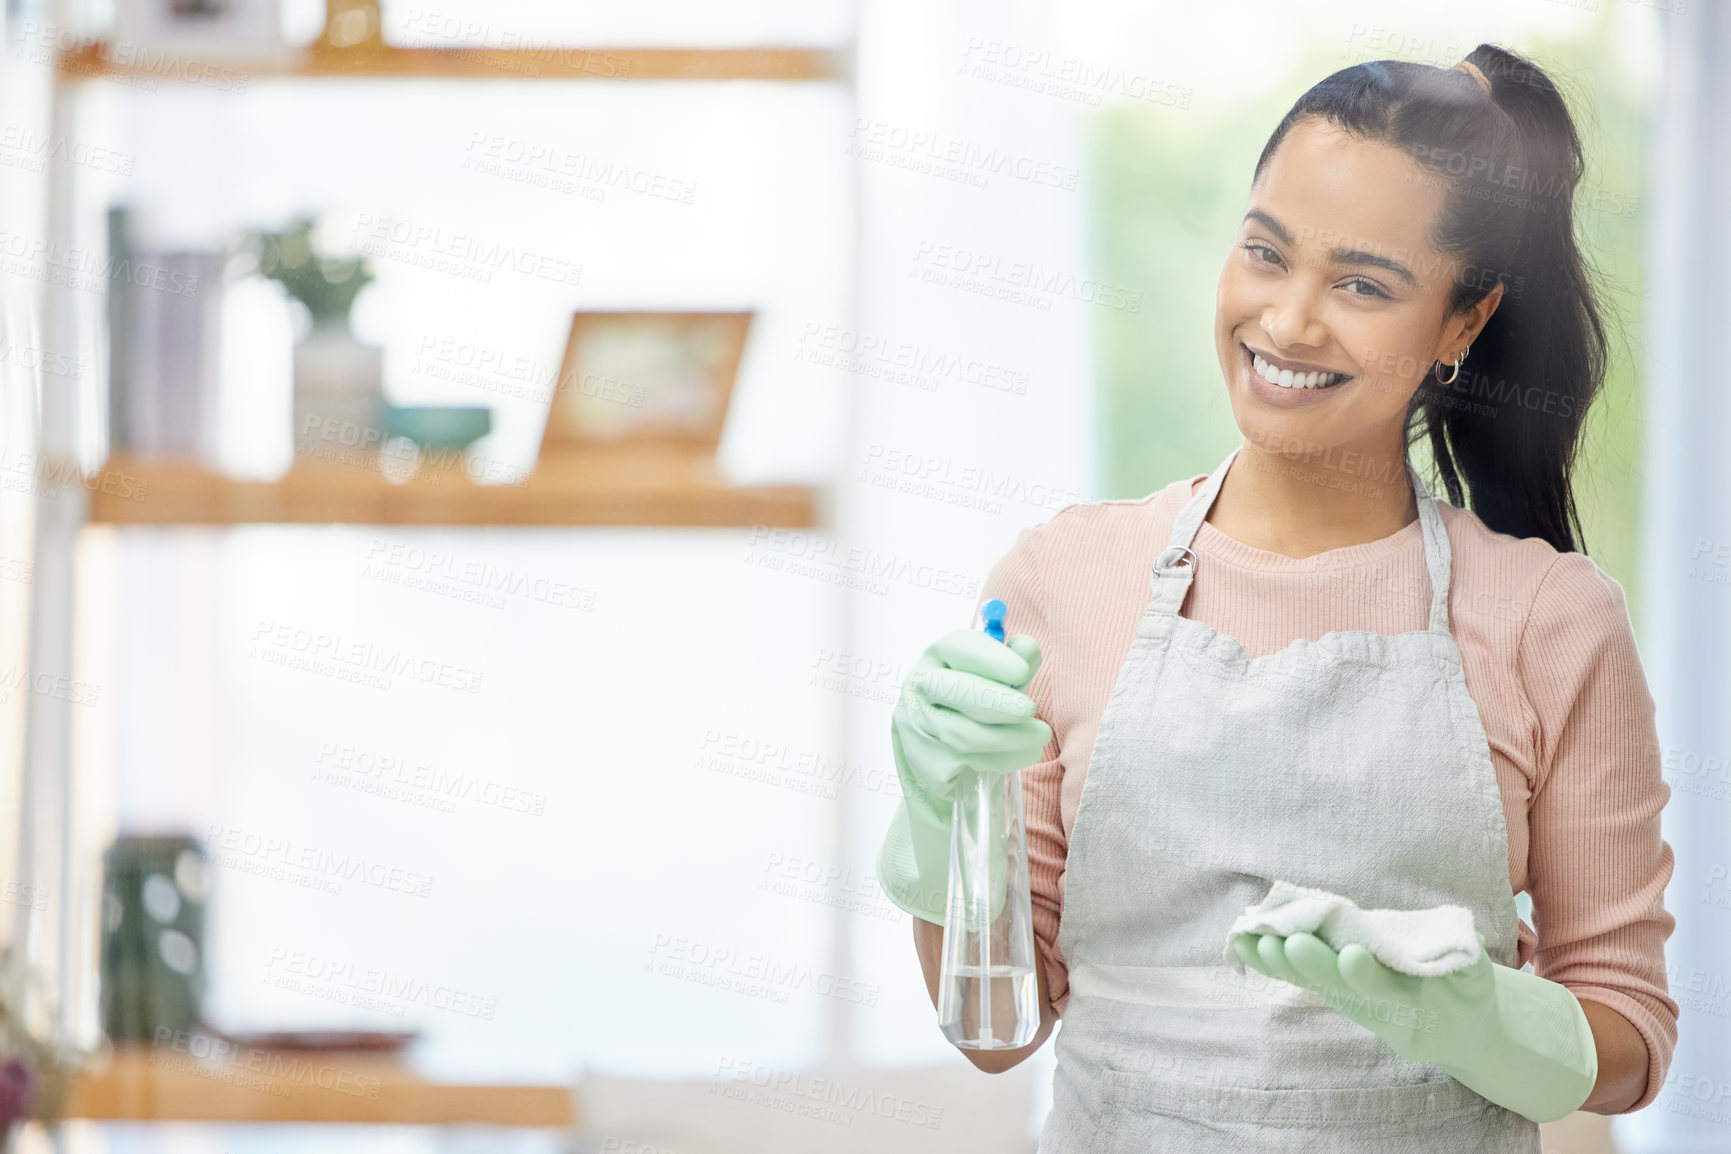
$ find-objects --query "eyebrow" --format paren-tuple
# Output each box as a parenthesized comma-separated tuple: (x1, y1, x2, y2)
(1244, 209, 1418, 288)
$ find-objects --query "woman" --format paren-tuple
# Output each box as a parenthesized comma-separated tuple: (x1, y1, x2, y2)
(876, 44, 1677, 1151)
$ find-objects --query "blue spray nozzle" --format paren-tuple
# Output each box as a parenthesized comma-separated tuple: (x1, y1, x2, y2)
(981, 598, 1007, 643)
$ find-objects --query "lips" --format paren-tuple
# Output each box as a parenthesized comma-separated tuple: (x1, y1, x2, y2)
(1244, 344, 1351, 390)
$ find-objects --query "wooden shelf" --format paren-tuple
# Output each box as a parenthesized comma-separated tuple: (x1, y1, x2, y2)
(88, 452, 820, 527)
(57, 43, 843, 85)
(66, 1044, 576, 1126)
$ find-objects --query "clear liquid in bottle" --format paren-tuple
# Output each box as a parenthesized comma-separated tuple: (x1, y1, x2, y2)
(936, 765, 1039, 1049)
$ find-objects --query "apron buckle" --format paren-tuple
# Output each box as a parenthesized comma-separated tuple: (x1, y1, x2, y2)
(1157, 545, 1198, 573)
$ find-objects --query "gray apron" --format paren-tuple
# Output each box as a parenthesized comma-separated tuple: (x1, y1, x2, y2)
(1038, 446, 1540, 1153)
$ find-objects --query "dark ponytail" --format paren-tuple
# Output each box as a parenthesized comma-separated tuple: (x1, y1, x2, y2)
(1252, 44, 1607, 555)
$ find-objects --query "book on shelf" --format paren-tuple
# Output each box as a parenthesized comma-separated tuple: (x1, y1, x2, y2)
(107, 207, 225, 461)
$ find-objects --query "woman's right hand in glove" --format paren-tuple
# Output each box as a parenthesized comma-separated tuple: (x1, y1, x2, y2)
(876, 628, 1051, 924)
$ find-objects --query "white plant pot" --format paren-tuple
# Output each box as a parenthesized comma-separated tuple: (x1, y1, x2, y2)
(292, 321, 384, 458)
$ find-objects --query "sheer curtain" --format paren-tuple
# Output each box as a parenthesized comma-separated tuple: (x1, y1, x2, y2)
(0, 0, 91, 1053)
(1618, 3, 1731, 1151)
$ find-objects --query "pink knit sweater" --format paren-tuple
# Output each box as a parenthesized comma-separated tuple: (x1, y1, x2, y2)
(984, 472, 1678, 1113)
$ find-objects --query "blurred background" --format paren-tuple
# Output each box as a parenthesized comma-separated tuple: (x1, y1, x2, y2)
(0, 0, 1724, 1151)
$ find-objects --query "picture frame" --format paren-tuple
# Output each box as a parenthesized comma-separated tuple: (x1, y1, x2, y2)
(538, 311, 753, 455)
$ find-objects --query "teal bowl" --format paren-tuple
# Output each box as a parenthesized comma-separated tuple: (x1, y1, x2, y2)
(381, 405, 492, 450)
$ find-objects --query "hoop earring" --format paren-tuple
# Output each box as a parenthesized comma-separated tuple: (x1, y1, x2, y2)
(1434, 344, 1469, 385)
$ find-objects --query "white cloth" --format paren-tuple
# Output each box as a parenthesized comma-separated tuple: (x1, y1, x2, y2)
(1223, 879, 1482, 977)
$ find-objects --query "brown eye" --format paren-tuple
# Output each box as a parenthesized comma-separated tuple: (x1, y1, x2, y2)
(1342, 277, 1390, 299)
(1243, 242, 1283, 266)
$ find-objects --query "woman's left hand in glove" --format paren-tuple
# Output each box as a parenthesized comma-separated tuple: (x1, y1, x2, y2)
(1229, 930, 1598, 1124)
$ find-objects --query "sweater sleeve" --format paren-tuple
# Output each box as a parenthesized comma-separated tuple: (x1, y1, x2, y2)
(1518, 551, 1679, 1113)
(978, 522, 1070, 1015)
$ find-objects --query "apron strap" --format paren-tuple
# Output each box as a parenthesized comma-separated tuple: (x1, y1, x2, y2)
(1408, 462, 1453, 634)
(1148, 445, 1454, 636)
(1147, 445, 1239, 616)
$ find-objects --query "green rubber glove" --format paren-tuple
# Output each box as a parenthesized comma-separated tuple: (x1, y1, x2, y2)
(875, 628, 1050, 925)
(1230, 931, 1598, 1124)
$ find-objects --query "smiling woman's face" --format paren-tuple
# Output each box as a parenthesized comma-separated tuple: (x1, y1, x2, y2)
(1215, 117, 1496, 462)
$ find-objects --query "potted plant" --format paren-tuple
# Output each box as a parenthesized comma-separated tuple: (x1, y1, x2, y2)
(241, 217, 383, 460)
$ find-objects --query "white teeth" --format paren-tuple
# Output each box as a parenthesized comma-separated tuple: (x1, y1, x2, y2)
(1250, 349, 1344, 389)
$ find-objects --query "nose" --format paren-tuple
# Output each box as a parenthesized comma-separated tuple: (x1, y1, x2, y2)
(1260, 281, 1329, 353)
